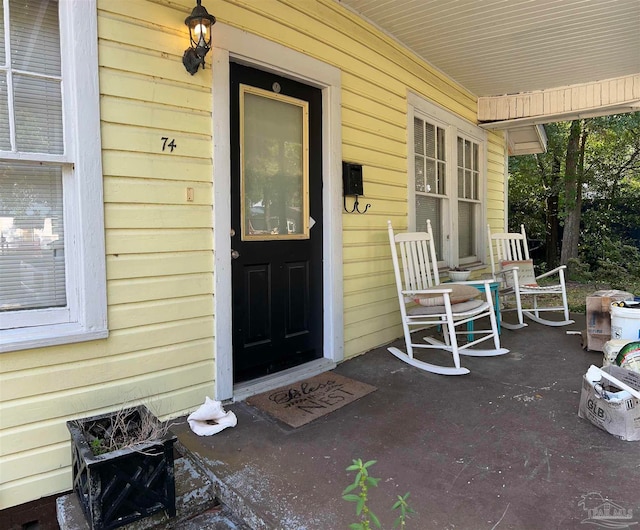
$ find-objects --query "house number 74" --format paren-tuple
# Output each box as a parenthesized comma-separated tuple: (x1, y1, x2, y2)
(161, 137, 177, 152)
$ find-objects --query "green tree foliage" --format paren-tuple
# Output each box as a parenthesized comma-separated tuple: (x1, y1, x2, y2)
(508, 112, 640, 282)
(508, 122, 570, 266)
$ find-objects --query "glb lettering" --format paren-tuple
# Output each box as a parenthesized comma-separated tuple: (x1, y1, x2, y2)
(587, 399, 605, 418)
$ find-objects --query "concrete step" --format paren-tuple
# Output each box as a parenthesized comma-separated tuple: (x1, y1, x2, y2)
(56, 444, 250, 530)
(171, 506, 249, 530)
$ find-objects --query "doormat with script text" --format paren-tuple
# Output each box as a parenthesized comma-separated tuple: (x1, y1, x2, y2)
(246, 372, 377, 428)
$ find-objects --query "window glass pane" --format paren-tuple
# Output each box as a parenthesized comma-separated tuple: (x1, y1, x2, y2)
(425, 122, 435, 157)
(242, 87, 307, 239)
(416, 195, 442, 257)
(10, 0, 61, 76)
(457, 136, 479, 200)
(425, 159, 436, 193)
(473, 170, 476, 199)
(465, 170, 473, 199)
(472, 143, 479, 200)
(414, 155, 425, 192)
(437, 127, 446, 161)
(0, 161, 66, 311)
(437, 161, 446, 194)
(0, 1, 5, 65)
(14, 74, 63, 153)
(0, 73, 9, 150)
(458, 201, 476, 259)
(414, 117, 424, 155)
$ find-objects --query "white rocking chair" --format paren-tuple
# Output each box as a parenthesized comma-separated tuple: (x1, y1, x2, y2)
(487, 224, 574, 329)
(387, 220, 508, 376)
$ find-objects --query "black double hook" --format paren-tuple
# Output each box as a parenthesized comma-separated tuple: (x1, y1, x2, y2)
(343, 195, 371, 214)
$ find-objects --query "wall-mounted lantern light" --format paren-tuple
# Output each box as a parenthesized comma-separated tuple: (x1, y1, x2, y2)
(182, 0, 217, 75)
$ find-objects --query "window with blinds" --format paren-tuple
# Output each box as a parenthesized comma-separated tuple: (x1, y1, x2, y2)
(409, 94, 486, 269)
(1, 0, 106, 352)
(0, 0, 67, 314)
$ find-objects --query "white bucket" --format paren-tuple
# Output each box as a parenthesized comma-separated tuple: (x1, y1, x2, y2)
(603, 339, 635, 367)
(611, 302, 640, 341)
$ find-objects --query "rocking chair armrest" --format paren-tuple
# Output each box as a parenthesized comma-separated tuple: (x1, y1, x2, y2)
(494, 267, 520, 282)
(535, 264, 566, 280)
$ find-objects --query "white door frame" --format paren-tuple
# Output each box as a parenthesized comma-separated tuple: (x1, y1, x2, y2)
(211, 25, 344, 401)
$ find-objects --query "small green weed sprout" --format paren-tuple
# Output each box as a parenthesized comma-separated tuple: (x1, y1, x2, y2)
(342, 458, 414, 529)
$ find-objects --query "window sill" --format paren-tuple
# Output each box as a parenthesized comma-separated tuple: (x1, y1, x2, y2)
(0, 323, 108, 353)
(443, 263, 486, 273)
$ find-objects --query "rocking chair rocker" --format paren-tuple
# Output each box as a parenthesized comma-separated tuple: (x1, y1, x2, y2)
(487, 224, 574, 329)
(387, 220, 508, 376)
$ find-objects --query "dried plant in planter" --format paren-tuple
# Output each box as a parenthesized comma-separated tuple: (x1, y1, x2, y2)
(448, 267, 471, 281)
(67, 405, 177, 530)
(77, 405, 171, 456)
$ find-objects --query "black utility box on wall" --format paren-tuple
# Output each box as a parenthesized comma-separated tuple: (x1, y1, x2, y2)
(342, 162, 363, 196)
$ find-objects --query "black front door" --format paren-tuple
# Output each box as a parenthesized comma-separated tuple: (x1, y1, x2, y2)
(230, 63, 323, 383)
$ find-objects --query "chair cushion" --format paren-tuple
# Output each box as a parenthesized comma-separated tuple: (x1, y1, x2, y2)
(408, 299, 486, 316)
(500, 259, 538, 287)
(413, 284, 481, 307)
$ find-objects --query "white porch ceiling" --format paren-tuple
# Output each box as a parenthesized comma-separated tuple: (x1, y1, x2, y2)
(337, 0, 640, 99)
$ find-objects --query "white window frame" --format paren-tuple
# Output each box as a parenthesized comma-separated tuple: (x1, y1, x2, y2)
(408, 92, 487, 268)
(0, 0, 107, 352)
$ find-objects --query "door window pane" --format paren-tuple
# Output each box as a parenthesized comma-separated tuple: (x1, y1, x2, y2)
(241, 85, 309, 240)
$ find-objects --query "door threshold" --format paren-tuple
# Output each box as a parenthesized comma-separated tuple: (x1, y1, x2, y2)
(232, 358, 336, 402)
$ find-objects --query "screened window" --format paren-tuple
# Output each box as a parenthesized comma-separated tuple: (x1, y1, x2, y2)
(409, 94, 486, 268)
(457, 135, 480, 263)
(0, 0, 106, 352)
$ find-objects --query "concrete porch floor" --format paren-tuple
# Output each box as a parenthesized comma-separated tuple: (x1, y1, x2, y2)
(172, 313, 640, 530)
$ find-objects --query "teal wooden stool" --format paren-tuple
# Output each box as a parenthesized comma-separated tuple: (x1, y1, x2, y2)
(467, 281, 500, 340)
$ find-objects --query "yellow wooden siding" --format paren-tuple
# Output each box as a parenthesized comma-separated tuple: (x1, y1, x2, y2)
(0, 0, 507, 509)
(0, 0, 217, 509)
(107, 251, 213, 280)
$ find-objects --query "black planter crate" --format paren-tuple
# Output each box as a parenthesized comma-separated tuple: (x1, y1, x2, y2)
(67, 406, 177, 530)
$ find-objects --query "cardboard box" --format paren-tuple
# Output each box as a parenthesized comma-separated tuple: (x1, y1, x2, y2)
(578, 365, 640, 441)
(585, 290, 634, 351)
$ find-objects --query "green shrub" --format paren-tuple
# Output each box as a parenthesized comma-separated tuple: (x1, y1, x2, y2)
(566, 258, 593, 283)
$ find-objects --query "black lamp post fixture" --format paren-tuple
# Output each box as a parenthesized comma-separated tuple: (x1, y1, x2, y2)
(182, 0, 216, 75)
